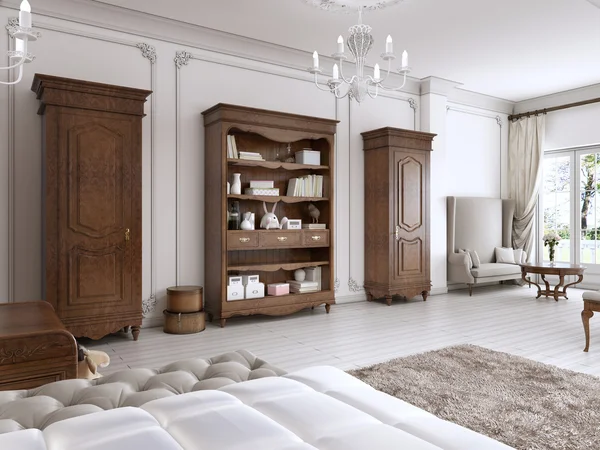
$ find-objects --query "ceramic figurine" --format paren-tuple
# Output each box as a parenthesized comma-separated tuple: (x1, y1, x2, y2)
(279, 217, 288, 230)
(240, 212, 252, 230)
(294, 269, 306, 282)
(260, 201, 280, 230)
(308, 203, 320, 223)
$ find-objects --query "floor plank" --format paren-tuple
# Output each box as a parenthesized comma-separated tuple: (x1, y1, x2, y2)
(85, 285, 600, 376)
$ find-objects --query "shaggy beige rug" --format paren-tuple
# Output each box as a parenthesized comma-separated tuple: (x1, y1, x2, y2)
(349, 345, 600, 450)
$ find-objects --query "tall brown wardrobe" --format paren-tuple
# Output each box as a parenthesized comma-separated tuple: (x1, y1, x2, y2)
(32, 74, 152, 340)
(362, 127, 435, 305)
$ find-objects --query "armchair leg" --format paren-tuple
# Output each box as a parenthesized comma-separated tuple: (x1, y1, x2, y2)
(468, 284, 473, 296)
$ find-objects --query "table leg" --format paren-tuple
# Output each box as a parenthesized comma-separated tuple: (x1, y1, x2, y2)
(541, 274, 551, 298)
(561, 274, 584, 300)
(553, 275, 565, 301)
(582, 303, 594, 352)
(522, 269, 542, 299)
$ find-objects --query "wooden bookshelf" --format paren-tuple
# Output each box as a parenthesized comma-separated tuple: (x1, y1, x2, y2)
(202, 103, 338, 327)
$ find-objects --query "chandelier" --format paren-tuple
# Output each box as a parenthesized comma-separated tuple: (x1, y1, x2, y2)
(1, 0, 41, 86)
(308, 5, 410, 103)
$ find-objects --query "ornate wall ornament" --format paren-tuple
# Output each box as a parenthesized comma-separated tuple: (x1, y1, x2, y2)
(495, 116, 503, 127)
(0, 343, 48, 364)
(136, 43, 157, 64)
(408, 98, 417, 110)
(142, 294, 157, 316)
(174, 51, 192, 69)
(348, 277, 363, 292)
(303, 0, 405, 12)
(334, 277, 340, 292)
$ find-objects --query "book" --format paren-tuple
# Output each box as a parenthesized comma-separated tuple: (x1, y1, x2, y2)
(302, 224, 326, 229)
(304, 267, 321, 290)
(231, 135, 238, 158)
(227, 135, 233, 158)
(290, 286, 319, 293)
(286, 280, 318, 288)
(250, 180, 274, 189)
(286, 175, 324, 198)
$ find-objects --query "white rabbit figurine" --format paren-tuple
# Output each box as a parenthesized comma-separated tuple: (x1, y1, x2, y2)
(260, 201, 280, 230)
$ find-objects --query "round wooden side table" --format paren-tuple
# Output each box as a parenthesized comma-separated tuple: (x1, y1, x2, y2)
(520, 262, 586, 301)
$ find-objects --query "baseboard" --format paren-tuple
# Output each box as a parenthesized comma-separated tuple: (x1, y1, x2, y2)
(335, 293, 367, 304)
(430, 287, 448, 296)
(142, 316, 163, 329)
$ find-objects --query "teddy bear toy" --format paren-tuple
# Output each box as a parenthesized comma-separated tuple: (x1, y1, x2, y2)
(77, 344, 111, 380)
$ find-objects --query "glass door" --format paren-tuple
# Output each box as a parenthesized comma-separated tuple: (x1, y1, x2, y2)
(542, 153, 573, 263)
(579, 151, 600, 265)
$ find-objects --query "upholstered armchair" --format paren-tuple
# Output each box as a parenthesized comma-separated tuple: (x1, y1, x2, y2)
(447, 197, 527, 295)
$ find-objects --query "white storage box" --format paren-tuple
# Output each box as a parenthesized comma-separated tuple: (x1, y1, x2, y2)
(227, 284, 245, 301)
(242, 274, 260, 285)
(245, 282, 265, 299)
(296, 150, 321, 165)
(228, 276, 242, 286)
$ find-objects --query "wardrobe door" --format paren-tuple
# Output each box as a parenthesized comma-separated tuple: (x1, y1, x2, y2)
(393, 149, 428, 285)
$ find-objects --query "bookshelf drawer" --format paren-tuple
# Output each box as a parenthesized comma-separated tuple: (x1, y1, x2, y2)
(260, 230, 302, 248)
(302, 230, 329, 247)
(228, 231, 259, 250)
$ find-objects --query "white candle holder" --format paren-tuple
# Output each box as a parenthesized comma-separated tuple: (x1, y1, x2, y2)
(1, 14, 41, 85)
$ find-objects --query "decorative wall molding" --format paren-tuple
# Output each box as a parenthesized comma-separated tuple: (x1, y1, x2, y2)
(4, 18, 158, 313)
(174, 50, 192, 69)
(446, 105, 504, 196)
(348, 277, 363, 292)
(5, 16, 18, 37)
(136, 42, 156, 63)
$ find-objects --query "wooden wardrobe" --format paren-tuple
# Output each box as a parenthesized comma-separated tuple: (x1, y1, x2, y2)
(362, 127, 435, 305)
(32, 74, 152, 340)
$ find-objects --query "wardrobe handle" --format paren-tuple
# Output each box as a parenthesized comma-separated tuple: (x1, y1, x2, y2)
(395, 225, 400, 241)
(125, 228, 130, 242)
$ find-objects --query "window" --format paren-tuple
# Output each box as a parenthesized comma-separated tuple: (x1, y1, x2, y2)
(541, 147, 600, 265)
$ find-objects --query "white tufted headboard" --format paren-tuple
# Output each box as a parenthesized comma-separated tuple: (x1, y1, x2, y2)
(447, 197, 515, 264)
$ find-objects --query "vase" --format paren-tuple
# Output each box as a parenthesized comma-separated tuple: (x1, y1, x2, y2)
(231, 173, 241, 195)
(294, 269, 306, 282)
(549, 245, 555, 263)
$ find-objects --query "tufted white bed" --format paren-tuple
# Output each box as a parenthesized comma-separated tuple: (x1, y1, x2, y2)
(0, 351, 512, 449)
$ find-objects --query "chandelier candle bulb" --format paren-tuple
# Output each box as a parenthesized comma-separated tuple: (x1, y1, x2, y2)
(313, 51, 319, 69)
(374, 64, 380, 80)
(332, 64, 339, 80)
(19, 0, 32, 28)
(337, 35, 344, 53)
(386, 35, 393, 54)
(401, 50, 408, 68)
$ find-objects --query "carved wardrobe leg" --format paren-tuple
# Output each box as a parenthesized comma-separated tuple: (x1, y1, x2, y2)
(325, 304, 331, 313)
(220, 318, 227, 328)
(385, 295, 393, 306)
(131, 326, 140, 341)
(421, 291, 428, 302)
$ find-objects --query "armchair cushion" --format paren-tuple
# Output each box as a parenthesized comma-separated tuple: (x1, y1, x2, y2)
(458, 250, 473, 269)
(495, 247, 516, 264)
(468, 250, 481, 268)
(471, 263, 521, 278)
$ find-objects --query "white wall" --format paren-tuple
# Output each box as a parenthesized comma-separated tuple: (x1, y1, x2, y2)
(0, 1, 510, 322)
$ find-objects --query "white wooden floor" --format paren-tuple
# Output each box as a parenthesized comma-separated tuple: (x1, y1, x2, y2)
(86, 285, 600, 377)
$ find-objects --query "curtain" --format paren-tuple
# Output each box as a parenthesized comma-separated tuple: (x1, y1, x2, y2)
(508, 115, 545, 260)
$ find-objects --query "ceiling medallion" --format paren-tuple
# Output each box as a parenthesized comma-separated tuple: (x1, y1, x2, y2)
(303, 0, 405, 13)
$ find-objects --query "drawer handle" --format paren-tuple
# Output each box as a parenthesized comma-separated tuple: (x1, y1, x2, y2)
(311, 235, 321, 241)
(239, 237, 250, 243)
(277, 236, 288, 242)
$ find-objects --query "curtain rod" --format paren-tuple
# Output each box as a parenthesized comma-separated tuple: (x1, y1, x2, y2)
(508, 96, 600, 121)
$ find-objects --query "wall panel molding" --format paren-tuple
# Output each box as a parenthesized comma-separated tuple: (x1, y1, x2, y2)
(446, 105, 504, 197)
(4, 17, 158, 314)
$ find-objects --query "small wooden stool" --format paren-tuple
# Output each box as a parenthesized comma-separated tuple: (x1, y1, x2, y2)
(581, 292, 600, 351)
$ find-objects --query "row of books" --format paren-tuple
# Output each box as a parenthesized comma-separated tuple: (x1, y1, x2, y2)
(286, 175, 324, 197)
(226, 135, 265, 161)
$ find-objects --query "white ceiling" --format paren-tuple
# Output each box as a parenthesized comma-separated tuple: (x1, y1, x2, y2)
(94, 0, 600, 102)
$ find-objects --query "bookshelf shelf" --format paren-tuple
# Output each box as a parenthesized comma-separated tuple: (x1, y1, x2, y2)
(227, 158, 329, 171)
(203, 103, 338, 328)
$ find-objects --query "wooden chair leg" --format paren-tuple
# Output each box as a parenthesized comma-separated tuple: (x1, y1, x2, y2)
(468, 284, 473, 297)
(582, 304, 594, 352)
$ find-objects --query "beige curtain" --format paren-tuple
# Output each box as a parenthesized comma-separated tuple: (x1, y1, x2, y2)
(508, 115, 546, 260)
